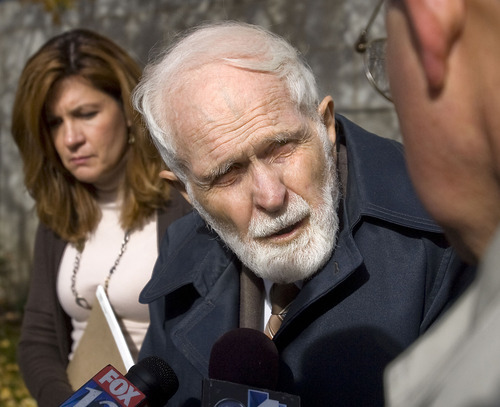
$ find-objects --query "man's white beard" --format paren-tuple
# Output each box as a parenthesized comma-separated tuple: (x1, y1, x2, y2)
(190, 133, 340, 284)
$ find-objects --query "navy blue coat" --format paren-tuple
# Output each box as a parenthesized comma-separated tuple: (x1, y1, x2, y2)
(139, 115, 474, 406)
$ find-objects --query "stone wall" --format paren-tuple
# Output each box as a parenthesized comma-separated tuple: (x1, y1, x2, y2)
(0, 0, 398, 305)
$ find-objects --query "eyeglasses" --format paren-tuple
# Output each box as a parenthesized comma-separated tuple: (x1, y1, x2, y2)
(354, 0, 392, 102)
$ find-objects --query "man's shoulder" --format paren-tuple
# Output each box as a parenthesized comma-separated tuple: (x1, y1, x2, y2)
(337, 113, 406, 177)
(140, 211, 236, 303)
(158, 210, 219, 258)
(163, 209, 205, 236)
(337, 114, 442, 234)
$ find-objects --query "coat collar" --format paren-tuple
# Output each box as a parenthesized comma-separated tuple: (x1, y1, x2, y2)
(140, 212, 238, 303)
(336, 114, 442, 234)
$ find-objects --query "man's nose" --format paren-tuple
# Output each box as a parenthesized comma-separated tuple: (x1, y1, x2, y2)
(251, 163, 287, 213)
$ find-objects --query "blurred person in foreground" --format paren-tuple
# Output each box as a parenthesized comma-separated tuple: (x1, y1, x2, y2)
(383, 0, 500, 405)
(133, 21, 474, 406)
(12, 28, 191, 406)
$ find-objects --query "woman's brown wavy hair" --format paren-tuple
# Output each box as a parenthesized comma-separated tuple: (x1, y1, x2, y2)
(11, 29, 171, 246)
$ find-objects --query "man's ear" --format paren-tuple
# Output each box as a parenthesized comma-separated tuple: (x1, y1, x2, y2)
(404, 0, 465, 90)
(159, 170, 191, 203)
(318, 96, 336, 145)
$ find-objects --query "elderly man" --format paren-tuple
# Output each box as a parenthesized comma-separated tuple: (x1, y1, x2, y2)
(384, 0, 500, 405)
(133, 22, 473, 406)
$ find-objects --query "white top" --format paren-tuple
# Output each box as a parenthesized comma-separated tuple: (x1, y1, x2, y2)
(57, 199, 157, 361)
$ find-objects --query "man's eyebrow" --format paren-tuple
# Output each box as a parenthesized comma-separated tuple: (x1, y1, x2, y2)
(271, 128, 308, 143)
(192, 158, 237, 189)
(268, 124, 312, 145)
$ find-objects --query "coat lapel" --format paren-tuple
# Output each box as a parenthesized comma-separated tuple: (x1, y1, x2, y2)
(274, 215, 364, 344)
(170, 257, 241, 375)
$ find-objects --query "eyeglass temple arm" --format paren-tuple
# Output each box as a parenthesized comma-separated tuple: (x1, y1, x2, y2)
(354, 0, 385, 53)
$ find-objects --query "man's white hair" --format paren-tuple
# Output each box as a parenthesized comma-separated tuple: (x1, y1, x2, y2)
(132, 21, 320, 185)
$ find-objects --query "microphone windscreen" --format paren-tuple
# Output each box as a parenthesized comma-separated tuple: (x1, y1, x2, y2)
(125, 355, 179, 406)
(208, 328, 279, 390)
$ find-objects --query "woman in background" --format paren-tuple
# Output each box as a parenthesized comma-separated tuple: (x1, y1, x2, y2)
(11, 29, 190, 406)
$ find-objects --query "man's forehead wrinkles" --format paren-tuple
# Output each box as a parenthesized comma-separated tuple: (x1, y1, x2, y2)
(191, 134, 240, 179)
(192, 106, 283, 159)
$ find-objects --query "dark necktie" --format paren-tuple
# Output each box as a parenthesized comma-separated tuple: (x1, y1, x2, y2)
(239, 265, 265, 330)
(264, 283, 300, 339)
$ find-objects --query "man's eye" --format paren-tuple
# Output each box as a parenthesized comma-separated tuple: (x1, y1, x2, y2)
(273, 140, 296, 158)
(213, 165, 244, 187)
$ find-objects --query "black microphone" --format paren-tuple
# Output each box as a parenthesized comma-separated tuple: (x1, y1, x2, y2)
(202, 328, 300, 407)
(60, 356, 179, 407)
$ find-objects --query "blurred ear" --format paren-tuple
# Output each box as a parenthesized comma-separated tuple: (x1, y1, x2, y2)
(159, 170, 191, 203)
(318, 96, 336, 145)
(404, 0, 466, 90)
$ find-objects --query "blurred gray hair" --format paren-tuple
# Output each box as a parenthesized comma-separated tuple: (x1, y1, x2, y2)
(133, 21, 320, 184)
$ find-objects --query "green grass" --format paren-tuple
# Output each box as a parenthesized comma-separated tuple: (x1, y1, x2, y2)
(0, 314, 36, 407)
